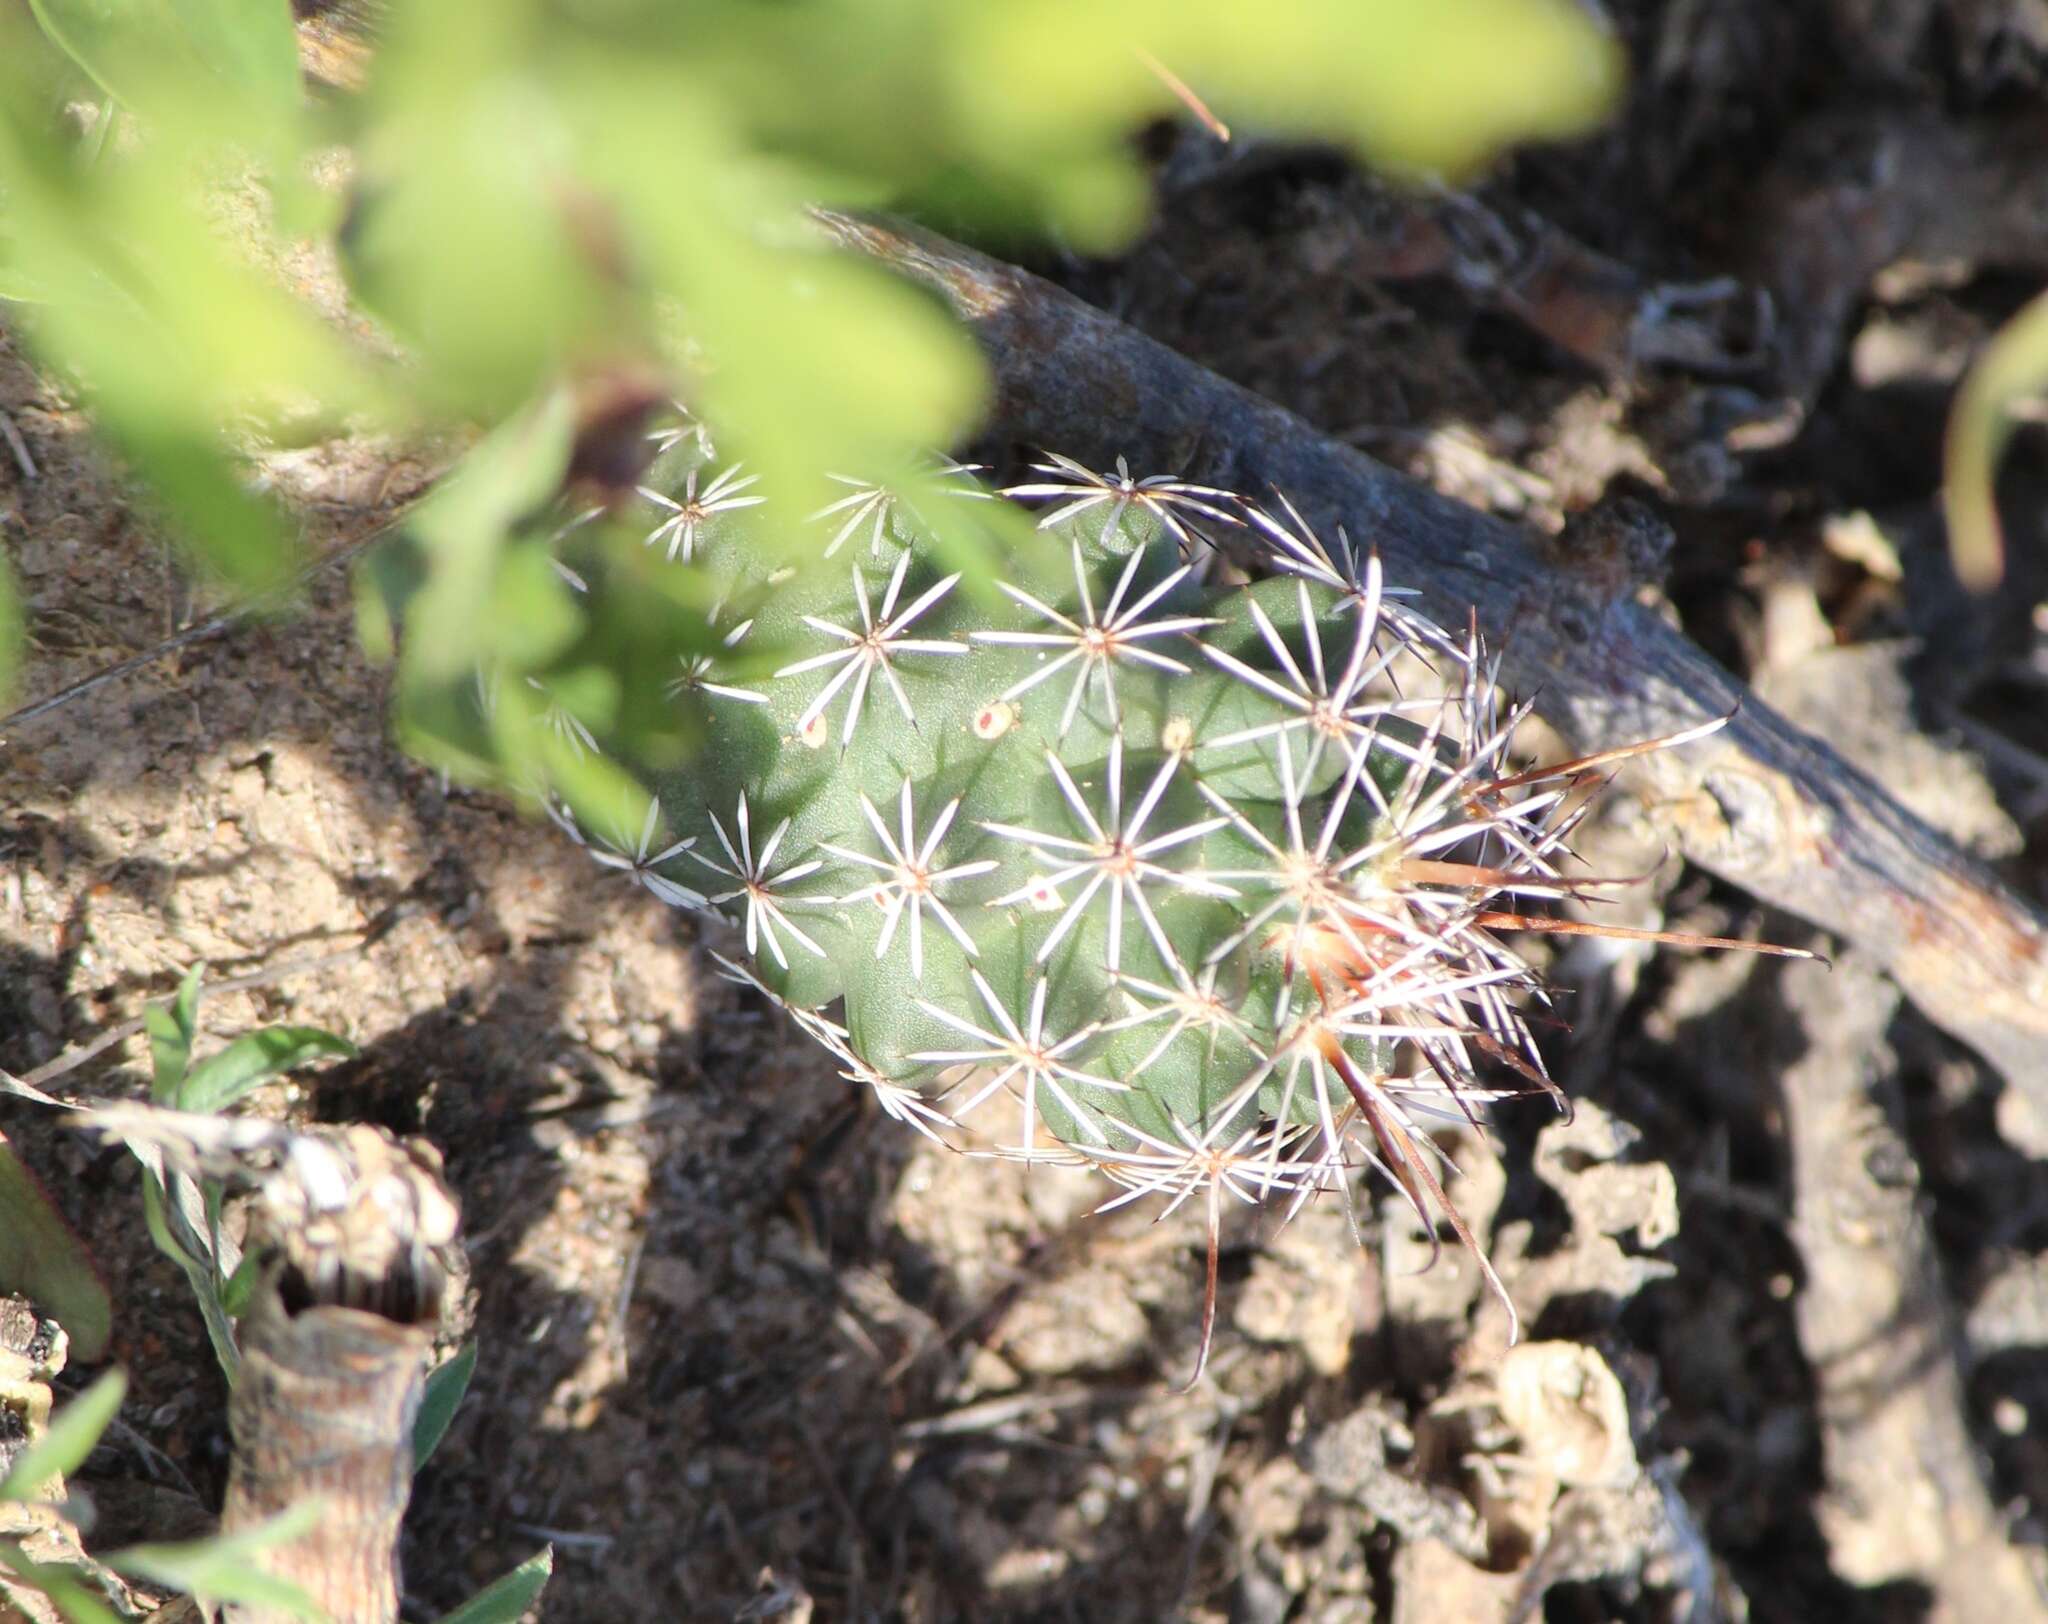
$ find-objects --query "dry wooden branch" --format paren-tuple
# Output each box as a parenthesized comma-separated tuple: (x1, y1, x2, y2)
(1223, 165, 1766, 383)
(1777, 954, 2043, 1619)
(1744, 107, 2048, 428)
(819, 212, 2048, 1127)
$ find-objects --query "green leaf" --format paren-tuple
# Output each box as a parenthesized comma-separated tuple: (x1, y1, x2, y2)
(27, 0, 302, 129)
(397, 391, 579, 689)
(569, 74, 988, 513)
(105, 425, 305, 596)
(111, 1500, 326, 1616)
(0, 1543, 124, 1624)
(0, 114, 377, 595)
(432, 1548, 554, 1624)
(175, 1026, 357, 1115)
(167, 0, 304, 122)
(218, 1247, 261, 1318)
(0, 553, 21, 705)
(138, 1170, 239, 1384)
(412, 1342, 477, 1473)
(145, 966, 203, 1101)
(1944, 285, 2048, 591)
(136, 1166, 196, 1274)
(27, 0, 144, 105)
(0, 1132, 112, 1362)
(0, 1370, 125, 1503)
(955, 0, 1622, 244)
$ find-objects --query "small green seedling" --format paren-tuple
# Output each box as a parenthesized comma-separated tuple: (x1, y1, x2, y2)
(0, 1371, 326, 1623)
(136, 966, 356, 1383)
(430, 1547, 555, 1624)
(413, 1341, 477, 1474)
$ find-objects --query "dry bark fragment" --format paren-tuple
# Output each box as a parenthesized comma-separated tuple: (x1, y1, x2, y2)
(0, 1300, 155, 1623)
(1777, 953, 2045, 1619)
(817, 211, 2048, 1132)
(218, 1126, 458, 1624)
(1740, 106, 2048, 434)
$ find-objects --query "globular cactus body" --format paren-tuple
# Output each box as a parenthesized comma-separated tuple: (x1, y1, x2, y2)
(537, 435, 1758, 1361)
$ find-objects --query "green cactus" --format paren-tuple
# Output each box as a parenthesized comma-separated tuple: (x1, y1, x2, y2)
(521, 421, 1765, 1373)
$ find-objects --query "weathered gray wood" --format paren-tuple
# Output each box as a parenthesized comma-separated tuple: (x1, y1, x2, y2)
(1777, 954, 2042, 1618)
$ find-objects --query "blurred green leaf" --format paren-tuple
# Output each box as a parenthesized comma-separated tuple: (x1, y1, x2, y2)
(570, 65, 989, 510)
(344, 9, 622, 417)
(166, 0, 303, 122)
(135, 1169, 195, 1274)
(412, 1342, 477, 1473)
(0, 1545, 123, 1624)
(398, 392, 579, 688)
(27, 0, 301, 130)
(218, 1246, 260, 1318)
(138, 1168, 240, 1383)
(432, 1547, 553, 1624)
(175, 1026, 356, 1115)
(27, 0, 157, 105)
(2, 0, 1628, 816)
(0, 554, 21, 705)
(102, 425, 304, 597)
(0, 1370, 125, 1503)
(0, 47, 384, 592)
(145, 966, 203, 1100)
(1945, 284, 2048, 591)
(0, 1133, 112, 1363)
(954, 0, 1622, 233)
(0, 217, 47, 303)
(112, 1501, 326, 1616)
(509, 688, 657, 840)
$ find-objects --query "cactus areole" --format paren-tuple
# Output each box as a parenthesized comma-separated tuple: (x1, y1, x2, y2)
(532, 437, 1803, 1378)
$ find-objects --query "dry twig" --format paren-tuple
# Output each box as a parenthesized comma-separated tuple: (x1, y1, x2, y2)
(1744, 107, 2048, 430)
(1776, 953, 2044, 1618)
(206, 1125, 457, 1624)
